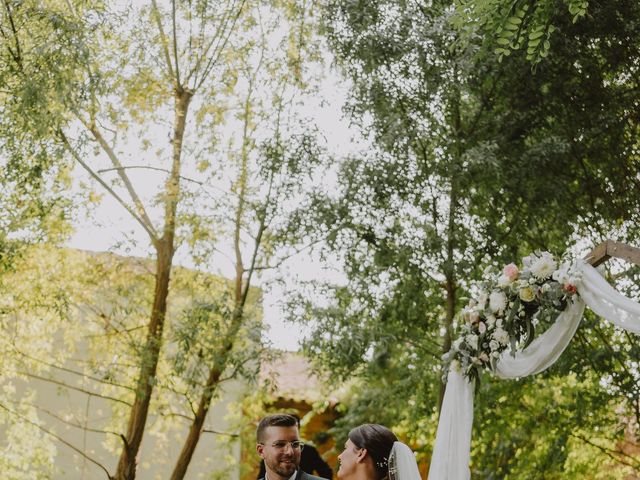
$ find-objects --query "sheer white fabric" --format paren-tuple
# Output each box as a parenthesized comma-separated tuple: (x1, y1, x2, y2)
(427, 369, 473, 480)
(428, 260, 640, 479)
(495, 298, 585, 378)
(389, 441, 422, 480)
(577, 261, 640, 334)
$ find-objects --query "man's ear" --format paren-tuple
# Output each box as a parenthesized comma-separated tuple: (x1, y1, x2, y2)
(257, 444, 265, 458)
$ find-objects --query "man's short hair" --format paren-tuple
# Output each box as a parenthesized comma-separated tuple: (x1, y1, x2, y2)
(256, 413, 298, 442)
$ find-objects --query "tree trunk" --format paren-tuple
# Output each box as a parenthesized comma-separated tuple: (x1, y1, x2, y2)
(113, 89, 192, 480)
(113, 240, 173, 480)
(438, 86, 462, 414)
(169, 84, 257, 479)
(168, 320, 240, 480)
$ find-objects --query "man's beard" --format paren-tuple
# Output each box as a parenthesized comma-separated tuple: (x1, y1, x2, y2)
(267, 455, 298, 477)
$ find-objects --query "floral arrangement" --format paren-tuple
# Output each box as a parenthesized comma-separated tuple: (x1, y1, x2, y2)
(443, 251, 582, 385)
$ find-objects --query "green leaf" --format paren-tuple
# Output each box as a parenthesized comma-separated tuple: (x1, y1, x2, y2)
(529, 30, 545, 40)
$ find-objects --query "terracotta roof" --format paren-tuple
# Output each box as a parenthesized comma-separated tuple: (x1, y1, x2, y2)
(260, 352, 326, 402)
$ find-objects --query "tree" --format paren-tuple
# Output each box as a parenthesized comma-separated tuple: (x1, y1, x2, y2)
(292, 0, 640, 475)
(0, 0, 324, 478)
(450, 0, 590, 66)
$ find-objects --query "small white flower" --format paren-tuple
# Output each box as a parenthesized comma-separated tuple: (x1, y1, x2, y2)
(489, 339, 499, 351)
(489, 291, 507, 313)
(529, 252, 557, 280)
(477, 291, 489, 308)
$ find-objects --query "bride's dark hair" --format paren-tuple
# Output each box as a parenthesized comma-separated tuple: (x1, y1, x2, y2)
(348, 424, 398, 480)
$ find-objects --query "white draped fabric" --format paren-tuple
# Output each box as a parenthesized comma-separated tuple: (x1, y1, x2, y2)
(428, 261, 640, 480)
(428, 369, 474, 480)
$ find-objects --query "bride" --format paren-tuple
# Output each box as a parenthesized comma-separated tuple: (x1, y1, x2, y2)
(336, 424, 421, 480)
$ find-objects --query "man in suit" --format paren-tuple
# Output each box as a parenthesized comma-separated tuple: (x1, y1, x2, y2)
(257, 414, 333, 479)
(256, 413, 326, 480)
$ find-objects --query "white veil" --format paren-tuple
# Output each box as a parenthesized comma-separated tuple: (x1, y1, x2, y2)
(388, 441, 422, 480)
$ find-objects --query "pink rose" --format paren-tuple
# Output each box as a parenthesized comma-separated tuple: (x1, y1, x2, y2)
(503, 263, 519, 281)
(478, 321, 487, 334)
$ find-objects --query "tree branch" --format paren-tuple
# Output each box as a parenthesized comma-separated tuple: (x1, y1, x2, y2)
(0, 401, 113, 479)
(10, 344, 134, 392)
(97, 165, 202, 185)
(171, 0, 181, 86)
(58, 130, 159, 242)
(195, 0, 247, 90)
(18, 371, 132, 407)
(82, 121, 159, 239)
(8, 399, 122, 438)
(150, 0, 177, 85)
(570, 432, 640, 470)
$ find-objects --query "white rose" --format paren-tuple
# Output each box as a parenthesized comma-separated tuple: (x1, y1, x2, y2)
(529, 253, 557, 280)
(466, 334, 479, 350)
(489, 291, 507, 313)
(489, 339, 500, 351)
(486, 315, 496, 328)
(493, 327, 509, 346)
(519, 286, 535, 302)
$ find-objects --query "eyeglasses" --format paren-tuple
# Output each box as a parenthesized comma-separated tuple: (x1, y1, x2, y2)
(260, 440, 305, 451)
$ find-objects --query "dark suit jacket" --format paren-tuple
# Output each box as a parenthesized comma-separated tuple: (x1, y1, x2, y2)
(259, 471, 325, 480)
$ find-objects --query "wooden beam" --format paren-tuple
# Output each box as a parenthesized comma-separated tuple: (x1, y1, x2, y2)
(584, 240, 640, 267)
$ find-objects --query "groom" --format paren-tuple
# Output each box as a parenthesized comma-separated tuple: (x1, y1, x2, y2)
(257, 414, 325, 480)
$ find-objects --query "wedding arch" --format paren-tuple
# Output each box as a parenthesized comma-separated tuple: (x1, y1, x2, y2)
(428, 240, 640, 480)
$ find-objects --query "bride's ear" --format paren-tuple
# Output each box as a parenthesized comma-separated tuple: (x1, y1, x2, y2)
(356, 448, 368, 463)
